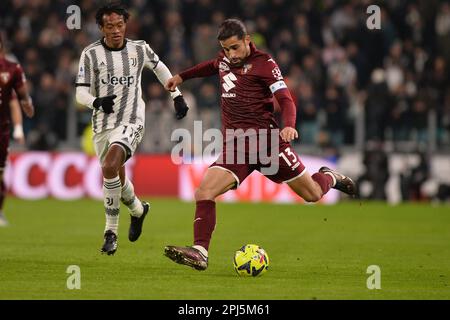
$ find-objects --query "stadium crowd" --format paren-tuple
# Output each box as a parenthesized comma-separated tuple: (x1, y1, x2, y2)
(0, 0, 449, 154)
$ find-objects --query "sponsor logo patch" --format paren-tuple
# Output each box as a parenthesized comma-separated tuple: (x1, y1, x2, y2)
(219, 61, 230, 72)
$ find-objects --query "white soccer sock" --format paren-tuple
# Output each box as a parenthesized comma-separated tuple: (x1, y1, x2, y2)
(192, 245, 208, 258)
(121, 178, 144, 217)
(103, 176, 122, 234)
(324, 172, 336, 187)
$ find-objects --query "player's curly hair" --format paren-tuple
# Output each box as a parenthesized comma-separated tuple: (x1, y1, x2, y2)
(96, 2, 130, 26)
(217, 19, 247, 41)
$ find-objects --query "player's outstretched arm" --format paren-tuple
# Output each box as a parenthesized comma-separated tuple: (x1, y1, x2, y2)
(165, 74, 183, 92)
(9, 98, 25, 145)
(274, 89, 298, 143)
(15, 85, 34, 118)
(151, 62, 189, 120)
(12, 63, 34, 118)
(162, 74, 189, 120)
(163, 59, 219, 93)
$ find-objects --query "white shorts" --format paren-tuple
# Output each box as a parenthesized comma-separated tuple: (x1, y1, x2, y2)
(93, 124, 144, 164)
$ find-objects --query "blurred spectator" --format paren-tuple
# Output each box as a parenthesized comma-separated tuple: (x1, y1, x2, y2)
(400, 153, 430, 201)
(435, 2, 450, 65)
(410, 97, 429, 145)
(191, 24, 219, 63)
(365, 69, 393, 142)
(196, 81, 221, 130)
(301, 53, 323, 93)
(327, 51, 357, 95)
(346, 42, 369, 89)
(28, 73, 59, 150)
(329, 3, 357, 42)
(323, 83, 347, 147)
(356, 145, 389, 200)
(295, 80, 320, 145)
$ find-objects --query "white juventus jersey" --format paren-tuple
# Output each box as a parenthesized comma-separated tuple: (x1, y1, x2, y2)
(76, 38, 159, 133)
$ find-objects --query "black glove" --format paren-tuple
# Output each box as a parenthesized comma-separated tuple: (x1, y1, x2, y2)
(173, 95, 189, 120)
(93, 94, 117, 114)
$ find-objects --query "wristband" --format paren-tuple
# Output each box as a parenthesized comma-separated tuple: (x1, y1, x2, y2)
(13, 124, 24, 139)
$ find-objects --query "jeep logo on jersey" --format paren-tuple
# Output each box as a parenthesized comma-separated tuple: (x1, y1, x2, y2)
(101, 73, 135, 87)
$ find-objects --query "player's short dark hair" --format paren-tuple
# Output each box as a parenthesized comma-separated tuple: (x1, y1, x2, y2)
(96, 2, 130, 26)
(217, 19, 247, 41)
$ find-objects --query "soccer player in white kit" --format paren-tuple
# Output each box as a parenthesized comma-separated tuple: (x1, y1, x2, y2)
(75, 3, 189, 255)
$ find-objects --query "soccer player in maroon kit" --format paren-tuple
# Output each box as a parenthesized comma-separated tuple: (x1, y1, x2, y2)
(164, 19, 355, 270)
(0, 35, 35, 226)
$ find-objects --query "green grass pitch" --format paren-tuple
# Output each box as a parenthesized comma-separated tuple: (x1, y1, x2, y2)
(0, 198, 449, 299)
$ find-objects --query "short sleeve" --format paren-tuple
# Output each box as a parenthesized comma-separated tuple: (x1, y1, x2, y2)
(75, 50, 93, 87)
(144, 43, 160, 69)
(259, 57, 288, 94)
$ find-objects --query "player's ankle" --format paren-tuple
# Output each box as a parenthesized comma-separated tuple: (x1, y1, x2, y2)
(323, 172, 336, 187)
(192, 245, 208, 258)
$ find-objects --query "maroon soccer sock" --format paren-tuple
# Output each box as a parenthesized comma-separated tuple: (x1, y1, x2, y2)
(312, 172, 334, 195)
(193, 200, 216, 251)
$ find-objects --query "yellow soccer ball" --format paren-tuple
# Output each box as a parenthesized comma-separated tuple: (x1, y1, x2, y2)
(234, 244, 269, 277)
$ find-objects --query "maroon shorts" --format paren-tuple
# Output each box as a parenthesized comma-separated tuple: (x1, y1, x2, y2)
(210, 136, 306, 189)
(0, 128, 10, 169)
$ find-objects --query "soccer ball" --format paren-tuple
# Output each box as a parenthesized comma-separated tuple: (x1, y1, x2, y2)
(233, 244, 269, 277)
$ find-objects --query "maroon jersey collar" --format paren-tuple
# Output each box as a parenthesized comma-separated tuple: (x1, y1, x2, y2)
(249, 42, 257, 54)
(244, 42, 257, 63)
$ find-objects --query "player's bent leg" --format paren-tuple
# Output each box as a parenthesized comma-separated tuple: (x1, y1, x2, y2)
(287, 167, 356, 203)
(118, 166, 150, 242)
(319, 166, 356, 196)
(194, 167, 238, 201)
(165, 167, 237, 271)
(287, 172, 324, 202)
(102, 144, 125, 179)
(193, 167, 236, 250)
(100, 144, 125, 255)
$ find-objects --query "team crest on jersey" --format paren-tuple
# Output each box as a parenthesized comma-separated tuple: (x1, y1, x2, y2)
(272, 67, 283, 80)
(242, 64, 252, 74)
(129, 56, 137, 67)
(219, 61, 230, 72)
(0, 72, 10, 84)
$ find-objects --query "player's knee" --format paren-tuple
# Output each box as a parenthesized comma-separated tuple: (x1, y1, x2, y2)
(309, 194, 322, 203)
(194, 187, 216, 201)
(305, 189, 322, 202)
(101, 162, 120, 179)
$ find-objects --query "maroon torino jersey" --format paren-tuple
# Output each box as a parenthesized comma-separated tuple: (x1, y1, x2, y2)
(180, 42, 293, 131)
(0, 57, 25, 128)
